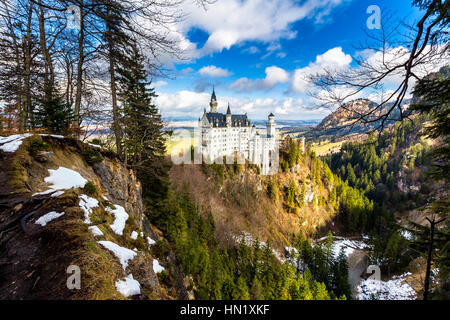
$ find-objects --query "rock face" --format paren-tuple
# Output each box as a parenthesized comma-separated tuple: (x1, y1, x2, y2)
(0, 135, 165, 300)
(92, 160, 144, 229)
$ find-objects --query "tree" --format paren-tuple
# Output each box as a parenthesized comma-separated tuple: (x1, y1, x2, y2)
(309, 0, 449, 131)
(411, 66, 449, 181)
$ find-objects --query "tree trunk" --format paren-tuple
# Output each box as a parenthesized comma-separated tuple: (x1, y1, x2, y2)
(423, 219, 435, 300)
(23, 1, 34, 129)
(37, 0, 54, 88)
(106, 6, 121, 157)
(74, 0, 85, 130)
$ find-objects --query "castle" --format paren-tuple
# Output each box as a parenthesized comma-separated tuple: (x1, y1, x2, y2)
(198, 89, 278, 175)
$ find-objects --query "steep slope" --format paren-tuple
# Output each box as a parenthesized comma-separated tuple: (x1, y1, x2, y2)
(169, 141, 372, 252)
(0, 134, 174, 299)
(313, 98, 409, 136)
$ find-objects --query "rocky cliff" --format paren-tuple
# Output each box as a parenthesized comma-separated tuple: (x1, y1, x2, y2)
(0, 134, 171, 299)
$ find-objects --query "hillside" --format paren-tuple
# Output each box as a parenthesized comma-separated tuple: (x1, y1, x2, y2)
(312, 98, 410, 137)
(0, 134, 186, 299)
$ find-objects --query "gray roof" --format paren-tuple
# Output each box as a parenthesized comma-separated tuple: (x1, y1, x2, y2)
(205, 112, 250, 128)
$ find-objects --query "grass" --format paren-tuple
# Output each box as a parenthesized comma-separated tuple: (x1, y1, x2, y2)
(165, 135, 193, 156)
(310, 140, 344, 156)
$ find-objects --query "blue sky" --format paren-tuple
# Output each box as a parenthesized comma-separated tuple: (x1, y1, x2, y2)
(153, 0, 424, 121)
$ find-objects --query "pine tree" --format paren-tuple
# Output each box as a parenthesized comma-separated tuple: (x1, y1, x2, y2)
(34, 82, 72, 134)
(115, 41, 169, 200)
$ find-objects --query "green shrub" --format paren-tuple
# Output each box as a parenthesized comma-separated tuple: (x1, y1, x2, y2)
(28, 138, 49, 156)
(89, 138, 103, 146)
(82, 148, 103, 165)
(151, 240, 169, 260)
(83, 181, 97, 195)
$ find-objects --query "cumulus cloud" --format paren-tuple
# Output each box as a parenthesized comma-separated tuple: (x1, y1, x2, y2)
(228, 65, 290, 92)
(198, 65, 233, 77)
(155, 89, 329, 120)
(291, 46, 352, 93)
(180, 0, 346, 56)
(303, 44, 449, 107)
(262, 66, 290, 88)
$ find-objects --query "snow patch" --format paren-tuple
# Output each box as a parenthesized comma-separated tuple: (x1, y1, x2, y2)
(147, 236, 156, 246)
(400, 230, 414, 240)
(38, 134, 65, 139)
(98, 241, 137, 270)
(106, 204, 129, 235)
(0, 133, 33, 152)
(153, 259, 164, 273)
(130, 231, 138, 240)
(89, 226, 104, 237)
(33, 167, 87, 196)
(50, 191, 65, 198)
(115, 274, 141, 297)
(357, 272, 416, 300)
(35, 211, 65, 226)
(79, 194, 99, 224)
(331, 239, 369, 258)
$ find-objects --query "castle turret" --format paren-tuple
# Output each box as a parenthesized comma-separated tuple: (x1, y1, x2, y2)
(210, 87, 218, 113)
(226, 103, 232, 127)
(267, 113, 275, 138)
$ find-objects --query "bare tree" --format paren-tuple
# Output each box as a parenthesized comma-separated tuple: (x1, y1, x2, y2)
(309, 0, 449, 131)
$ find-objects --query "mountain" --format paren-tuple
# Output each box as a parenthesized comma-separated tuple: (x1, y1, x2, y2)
(313, 98, 411, 136)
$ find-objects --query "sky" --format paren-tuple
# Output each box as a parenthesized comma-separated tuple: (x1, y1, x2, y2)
(151, 0, 426, 121)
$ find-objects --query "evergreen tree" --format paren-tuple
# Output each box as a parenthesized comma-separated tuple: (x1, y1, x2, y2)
(33, 82, 72, 134)
(116, 41, 169, 201)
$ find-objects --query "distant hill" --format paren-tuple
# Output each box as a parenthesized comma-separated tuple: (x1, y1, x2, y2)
(311, 98, 411, 137)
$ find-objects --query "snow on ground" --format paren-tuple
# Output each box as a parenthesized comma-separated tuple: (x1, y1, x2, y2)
(331, 239, 370, 258)
(38, 134, 65, 139)
(130, 231, 138, 240)
(115, 274, 141, 297)
(0, 133, 33, 152)
(153, 259, 165, 273)
(400, 230, 414, 240)
(106, 204, 129, 235)
(98, 241, 137, 270)
(35, 211, 65, 227)
(147, 236, 156, 246)
(89, 226, 104, 237)
(79, 194, 99, 224)
(33, 167, 87, 196)
(50, 191, 65, 198)
(232, 231, 285, 263)
(357, 272, 416, 300)
(314, 236, 370, 258)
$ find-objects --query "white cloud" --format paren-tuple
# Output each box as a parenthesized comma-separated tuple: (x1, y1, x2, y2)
(180, 0, 346, 56)
(242, 46, 260, 54)
(228, 66, 290, 92)
(228, 77, 256, 92)
(153, 80, 168, 88)
(155, 89, 329, 120)
(305, 45, 449, 106)
(198, 65, 233, 77)
(291, 46, 352, 93)
(262, 66, 290, 88)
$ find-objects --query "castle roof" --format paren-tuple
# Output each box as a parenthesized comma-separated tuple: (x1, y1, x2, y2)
(211, 87, 217, 102)
(205, 112, 250, 128)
